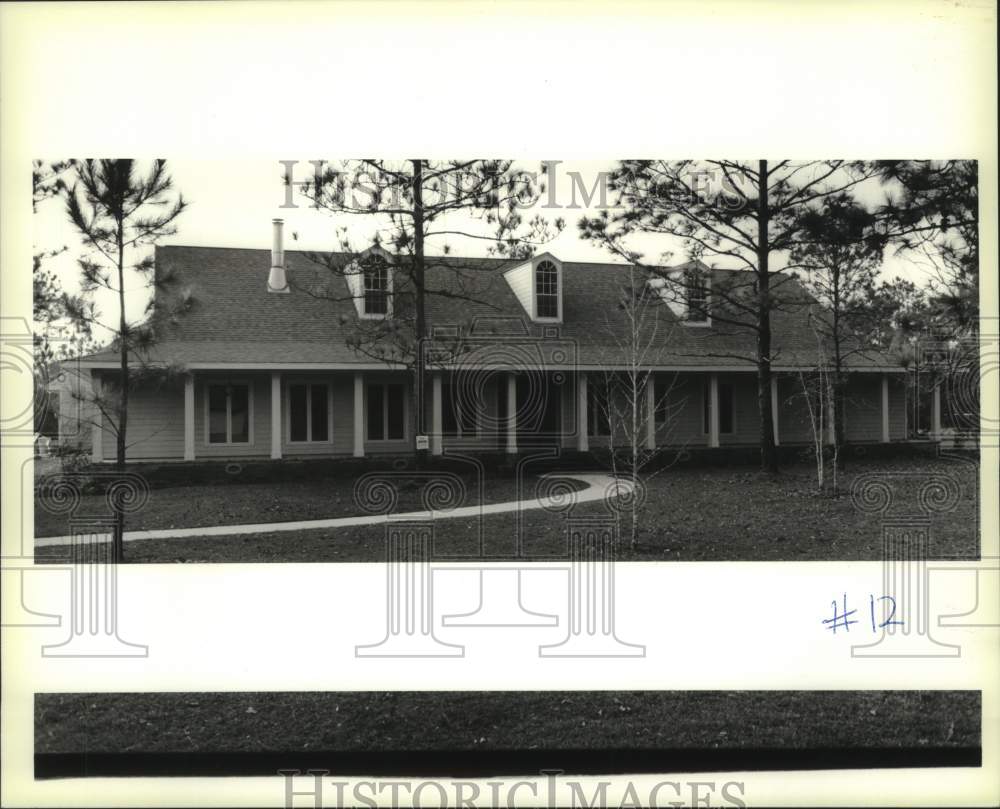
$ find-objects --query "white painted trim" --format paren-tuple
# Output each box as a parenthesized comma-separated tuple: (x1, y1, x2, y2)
(770, 374, 780, 446)
(881, 374, 890, 443)
(184, 375, 196, 461)
(506, 373, 518, 454)
(576, 372, 589, 452)
(270, 372, 283, 459)
(702, 377, 734, 438)
(533, 256, 563, 324)
(708, 373, 720, 448)
(431, 373, 443, 456)
(352, 373, 364, 457)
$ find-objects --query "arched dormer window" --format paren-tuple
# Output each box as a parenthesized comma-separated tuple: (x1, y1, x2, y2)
(361, 254, 391, 317)
(684, 270, 710, 324)
(535, 259, 559, 319)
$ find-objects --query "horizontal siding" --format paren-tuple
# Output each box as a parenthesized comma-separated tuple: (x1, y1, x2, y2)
(843, 376, 881, 442)
(657, 373, 708, 448)
(102, 381, 186, 460)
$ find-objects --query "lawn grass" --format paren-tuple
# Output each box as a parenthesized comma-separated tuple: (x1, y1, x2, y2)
(34, 455, 980, 563)
(34, 471, 580, 539)
(35, 690, 980, 757)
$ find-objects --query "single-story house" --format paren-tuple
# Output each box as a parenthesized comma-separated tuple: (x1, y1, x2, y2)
(56, 220, 921, 463)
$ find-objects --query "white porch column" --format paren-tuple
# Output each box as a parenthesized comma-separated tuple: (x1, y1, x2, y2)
(184, 374, 196, 461)
(770, 374, 780, 446)
(708, 373, 720, 448)
(931, 381, 942, 440)
(505, 373, 518, 454)
(576, 372, 589, 452)
(431, 372, 443, 456)
(881, 374, 891, 443)
(826, 396, 836, 445)
(644, 374, 656, 451)
(353, 372, 365, 457)
(270, 372, 282, 459)
(90, 371, 103, 463)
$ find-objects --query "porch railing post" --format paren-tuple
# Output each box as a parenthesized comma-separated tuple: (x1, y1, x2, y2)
(431, 372, 443, 456)
(269, 372, 282, 460)
(90, 371, 103, 463)
(506, 372, 517, 454)
(184, 374, 195, 461)
(353, 372, 365, 458)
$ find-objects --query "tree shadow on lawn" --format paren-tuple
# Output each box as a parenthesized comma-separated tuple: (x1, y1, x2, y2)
(34, 456, 978, 564)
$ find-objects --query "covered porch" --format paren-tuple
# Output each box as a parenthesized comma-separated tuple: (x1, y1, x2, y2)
(83, 365, 917, 463)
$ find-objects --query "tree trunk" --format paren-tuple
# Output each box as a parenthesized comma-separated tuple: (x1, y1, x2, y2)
(114, 224, 127, 563)
(411, 160, 428, 468)
(756, 160, 778, 475)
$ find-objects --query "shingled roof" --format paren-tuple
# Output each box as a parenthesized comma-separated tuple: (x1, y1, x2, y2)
(77, 245, 902, 371)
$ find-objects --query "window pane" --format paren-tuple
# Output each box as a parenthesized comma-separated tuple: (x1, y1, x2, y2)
(363, 259, 389, 315)
(719, 383, 734, 434)
(386, 384, 405, 440)
(289, 384, 308, 442)
(208, 385, 228, 443)
(230, 385, 249, 443)
(367, 384, 384, 440)
(536, 260, 558, 318)
(537, 294, 558, 318)
(686, 274, 708, 322)
(311, 385, 329, 441)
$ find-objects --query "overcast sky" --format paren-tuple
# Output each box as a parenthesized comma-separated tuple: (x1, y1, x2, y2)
(34, 159, 925, 343)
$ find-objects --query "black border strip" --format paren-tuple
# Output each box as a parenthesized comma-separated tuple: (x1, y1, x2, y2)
(35, 746, 982, 779)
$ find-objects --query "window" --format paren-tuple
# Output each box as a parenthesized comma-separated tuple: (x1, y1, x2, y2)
(685, 271, 709, 323)
(703, 380, 734, 435)
(362, 255, 390, 316)
(535, 259, 559, 319)
(587, 382, 612, 437)
(367, 382, 406, 441)
(441, 382, 477, 437)
(288, 382, 330, 443)
(207, 383, 251, 444)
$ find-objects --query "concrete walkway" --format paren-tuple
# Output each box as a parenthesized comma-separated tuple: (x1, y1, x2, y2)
(35, 473, 631, 548)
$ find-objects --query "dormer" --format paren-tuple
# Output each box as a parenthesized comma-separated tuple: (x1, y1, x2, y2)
(647, 263, 712, 327)
(345, 244, 394, 319)
(503, 252, 563, 323)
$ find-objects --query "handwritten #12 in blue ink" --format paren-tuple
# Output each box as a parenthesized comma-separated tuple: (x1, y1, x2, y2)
(822, 593, 905, 634)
